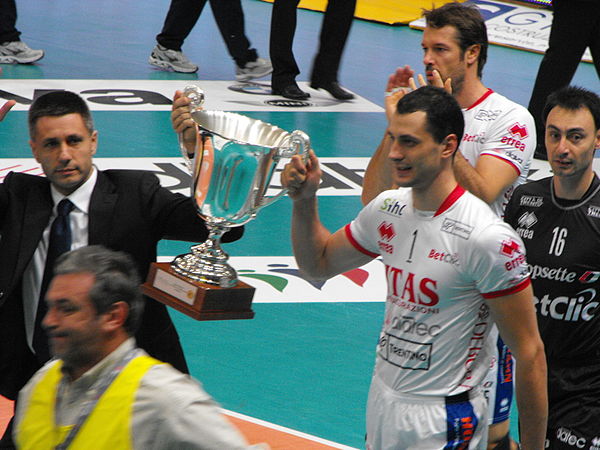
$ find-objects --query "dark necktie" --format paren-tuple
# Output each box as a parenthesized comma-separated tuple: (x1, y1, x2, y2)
(32, 198, 75, 363)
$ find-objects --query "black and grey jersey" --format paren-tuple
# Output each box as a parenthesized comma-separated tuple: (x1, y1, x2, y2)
(505, 175, 600, 362)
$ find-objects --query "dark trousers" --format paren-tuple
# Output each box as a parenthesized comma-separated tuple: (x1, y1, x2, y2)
(156, 0, 257, 67)
(528, 0, 600, 146)
(269, 0, 356, 89)
(0, 0, 20, 43)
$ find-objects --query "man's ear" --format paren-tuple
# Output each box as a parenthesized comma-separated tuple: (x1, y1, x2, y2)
(465, 44, 480, 66)
(90, 130, 98, 156)
(102, 301, 129, 332)
(441, 134, 459, 158)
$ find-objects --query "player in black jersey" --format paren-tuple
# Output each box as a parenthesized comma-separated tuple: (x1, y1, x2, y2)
(505, 86, 600, 449)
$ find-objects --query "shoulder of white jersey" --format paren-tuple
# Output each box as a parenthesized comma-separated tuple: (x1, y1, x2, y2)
(487, 91, 534, 120)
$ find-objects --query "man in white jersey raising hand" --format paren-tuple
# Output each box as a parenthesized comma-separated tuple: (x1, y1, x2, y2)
(362, 2, 536, 217)
(361, 4, 537, 448)
(282, 86, 547, 449)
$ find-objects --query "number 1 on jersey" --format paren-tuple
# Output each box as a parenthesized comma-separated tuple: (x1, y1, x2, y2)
(407, 229, 418, 263)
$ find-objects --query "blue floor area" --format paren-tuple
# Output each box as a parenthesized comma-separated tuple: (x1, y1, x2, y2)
(1, 0, 599, 447)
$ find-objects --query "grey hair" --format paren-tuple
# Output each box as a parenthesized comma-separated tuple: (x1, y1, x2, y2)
(54, 245, 144, 334)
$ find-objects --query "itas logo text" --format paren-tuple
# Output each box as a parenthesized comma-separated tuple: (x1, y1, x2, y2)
(377, 222, 395, 254)
(385, 265, 439, 309)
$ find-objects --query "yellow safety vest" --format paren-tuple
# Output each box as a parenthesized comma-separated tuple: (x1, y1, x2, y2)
(16, 355, 161, 450)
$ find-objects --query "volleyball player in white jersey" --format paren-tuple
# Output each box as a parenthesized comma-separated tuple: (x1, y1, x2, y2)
(282, 86, 546, 449)
(361, 5, 536, 447)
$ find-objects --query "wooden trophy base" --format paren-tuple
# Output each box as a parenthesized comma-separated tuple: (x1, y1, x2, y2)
(141, 262, 255, 321)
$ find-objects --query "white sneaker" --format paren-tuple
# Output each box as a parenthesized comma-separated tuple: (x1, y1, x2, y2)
(0, 41, 44, 64)
(236, 58, 272, 81)
(148, 45, 198, 73)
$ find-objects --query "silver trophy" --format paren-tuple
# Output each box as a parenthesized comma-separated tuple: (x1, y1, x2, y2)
(172, 85, 310, 288)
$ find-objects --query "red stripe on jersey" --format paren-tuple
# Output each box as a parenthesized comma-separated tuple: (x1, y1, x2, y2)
(482, 153, 520, 175)
(344, 224, 379, 258)
(466, 88, 494, 111)
(482, 277, 530, 299)
(435, 184, 466, 217)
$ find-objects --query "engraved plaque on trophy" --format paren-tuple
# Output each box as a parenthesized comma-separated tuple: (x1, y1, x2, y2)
(142, 86, 310, 320)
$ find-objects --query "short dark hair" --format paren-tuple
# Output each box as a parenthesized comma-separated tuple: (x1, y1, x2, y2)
(28, 91, 94, 139)
(423, 2, 488, 78)
(542, 86, 600, 130)
(396, 86, 465, 146)
(54, 246, 144, 334)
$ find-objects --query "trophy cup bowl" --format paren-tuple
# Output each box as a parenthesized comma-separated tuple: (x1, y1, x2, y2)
(142, 87, 310, 320)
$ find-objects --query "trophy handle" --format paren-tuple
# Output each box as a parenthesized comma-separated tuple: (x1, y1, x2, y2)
(259, 130, 311, 208)
(178, 85, 205, 172)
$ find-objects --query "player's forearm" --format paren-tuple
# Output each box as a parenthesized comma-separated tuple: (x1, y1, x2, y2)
(291, 196, 336, 281)
(514, 345, 548, 449)
(453, 152, 497, 204)
(362, 131, 395, 205)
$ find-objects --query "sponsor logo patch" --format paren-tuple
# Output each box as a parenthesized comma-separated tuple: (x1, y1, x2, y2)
(535, 288, 599, 322)
(377, 222, 395, 254)
(378, 332, 432, 370)
(555, 427, 586, 448)
(529, 264, 577, 283)
(519, 195, 543, 207)
(441, 218, 473, 240)
(518, 211, 537, 228)
(379, 198, 407, 216)
(516, 211, 537, 239)
(500, 239, 521, 257)
(462, 132, 486, 144)
(428, 249, 460, 266)
(378, 222, 396, 241)
(474, 109, 501, 121)
(587, 205, 600, 218)
(508, 122, 528, 139)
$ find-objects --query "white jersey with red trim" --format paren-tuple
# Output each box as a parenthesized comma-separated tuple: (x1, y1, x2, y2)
(348, 186, 530, 397)
(460, 89, 536, 217)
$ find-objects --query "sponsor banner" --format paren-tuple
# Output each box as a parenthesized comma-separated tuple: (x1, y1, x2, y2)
(0, 80, 383, 112)
(158, 256, 387, 303)
(410, 0, 592, 63)
(0, 157, 370, 196)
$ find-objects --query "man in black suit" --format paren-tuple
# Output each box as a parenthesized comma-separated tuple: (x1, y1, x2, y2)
(0, 91, 242, 446)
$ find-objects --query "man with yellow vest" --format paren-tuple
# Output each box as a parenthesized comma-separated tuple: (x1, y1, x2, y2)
(13, 245, 261, 450)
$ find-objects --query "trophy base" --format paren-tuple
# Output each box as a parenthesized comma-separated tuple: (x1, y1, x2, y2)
(141, 263, 255, 321)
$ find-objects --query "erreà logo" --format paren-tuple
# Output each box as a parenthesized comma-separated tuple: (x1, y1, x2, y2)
(378, 222, 395, 242)
(500, 239, 520, 257)
(517, 211, 537, 229)
(508, 122, 528, 139)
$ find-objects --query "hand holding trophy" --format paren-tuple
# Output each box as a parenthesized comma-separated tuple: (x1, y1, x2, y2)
(142, 86, 310, 320)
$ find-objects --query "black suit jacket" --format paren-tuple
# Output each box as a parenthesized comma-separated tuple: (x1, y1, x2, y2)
(0, 169, 243, 399)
